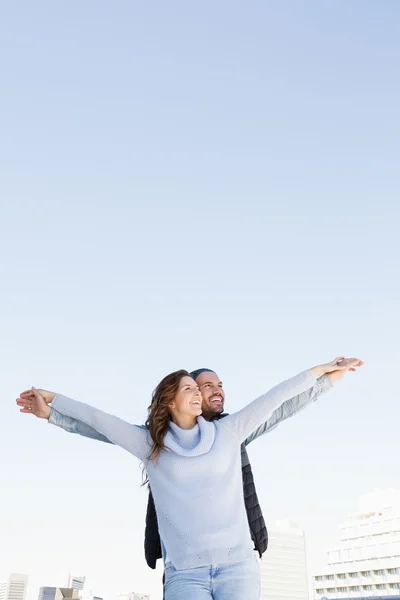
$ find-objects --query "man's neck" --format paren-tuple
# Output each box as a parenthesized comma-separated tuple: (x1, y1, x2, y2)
(202, 411, 225, 422)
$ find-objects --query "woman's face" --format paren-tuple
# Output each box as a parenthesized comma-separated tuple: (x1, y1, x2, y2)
(169, 376, 202, 418)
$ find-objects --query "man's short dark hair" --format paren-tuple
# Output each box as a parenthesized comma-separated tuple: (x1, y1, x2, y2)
(190, 368, 216, 381)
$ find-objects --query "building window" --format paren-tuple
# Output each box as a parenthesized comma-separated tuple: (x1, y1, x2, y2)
(349, 573, 358, 579)
(374, 569, 385, 576)
(340, 549, 350, 561)
(337, 574, 346, 580)
(329, 551, 340, 562)
(352, 547, 363, 560)
(361, 571, 371, 577)
(364, 545, 377, 559)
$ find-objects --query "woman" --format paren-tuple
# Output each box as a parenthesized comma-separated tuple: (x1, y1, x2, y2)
(16, 357, 362, 599)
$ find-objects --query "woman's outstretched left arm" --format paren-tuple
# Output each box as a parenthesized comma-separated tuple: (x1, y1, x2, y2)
(221, 357, 363, 443)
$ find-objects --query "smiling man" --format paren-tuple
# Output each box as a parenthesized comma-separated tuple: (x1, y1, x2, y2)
(194, 369, 225, 418)
(144, 364, 345, 571)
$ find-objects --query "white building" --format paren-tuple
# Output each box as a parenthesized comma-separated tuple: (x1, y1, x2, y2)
(67, 577, 85, 593)
(0, 574, 28, 600)
(259, 519, 309, 600)
(313, 489, 400, 600)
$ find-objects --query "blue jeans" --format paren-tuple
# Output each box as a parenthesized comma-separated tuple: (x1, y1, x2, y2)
(164, 556, 260, 599)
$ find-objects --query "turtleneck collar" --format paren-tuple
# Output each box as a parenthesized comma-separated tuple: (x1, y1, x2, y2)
(164, 416, 216, 457)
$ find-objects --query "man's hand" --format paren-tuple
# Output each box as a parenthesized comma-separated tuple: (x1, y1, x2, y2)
(327, 358, 364, 383)
(16, 388, 53, 420)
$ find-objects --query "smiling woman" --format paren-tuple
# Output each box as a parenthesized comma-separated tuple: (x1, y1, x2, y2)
(145, 370, 203, 461)
(168, 376, 203, 422)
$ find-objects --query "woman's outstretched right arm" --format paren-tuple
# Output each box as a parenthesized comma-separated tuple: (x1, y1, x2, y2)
(18, 389, 114, 444)
(17, 388, 149, 462)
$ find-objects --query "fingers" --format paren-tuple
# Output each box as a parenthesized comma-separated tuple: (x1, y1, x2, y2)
(16, 399, 31, 407)
(16, 398, 34, 415)
(345, 358, 363, 366)
(332, 357, 345, 364)
(340, 358, 364, 369)
(31, 387, 45, 401)
(331, 357, 347, 370)
(324, 355, 364, 376)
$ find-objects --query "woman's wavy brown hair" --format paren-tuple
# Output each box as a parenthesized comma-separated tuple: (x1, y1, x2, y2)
(145, 369, 191, 463)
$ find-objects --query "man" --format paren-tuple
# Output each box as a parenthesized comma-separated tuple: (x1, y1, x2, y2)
(145, 366, 333, 569)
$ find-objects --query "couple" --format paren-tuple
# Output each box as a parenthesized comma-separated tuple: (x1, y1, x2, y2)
(17, 356, 363, 599)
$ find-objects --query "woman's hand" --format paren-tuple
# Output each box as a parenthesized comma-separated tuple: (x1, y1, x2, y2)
(19, 388, 56, 404)
(326, 357, 364, 383)
(311, 357, 364, 378)
(16, 387, 53, 420)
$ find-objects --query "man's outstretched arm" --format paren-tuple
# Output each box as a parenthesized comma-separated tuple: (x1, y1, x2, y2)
(49, 408, 114, 444)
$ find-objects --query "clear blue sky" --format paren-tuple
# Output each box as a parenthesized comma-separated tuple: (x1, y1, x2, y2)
(1, 2, 399, 599)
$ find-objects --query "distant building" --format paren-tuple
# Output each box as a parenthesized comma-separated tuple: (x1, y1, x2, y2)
(38, 588, 80, 600)
(259, 520, 309, 600)
(81, 591, 103, 600)
(0, 574, 28, 600)
(312, 489, 400, 599)
(38, 588, 57, 600)
(67, 577, 85, 593)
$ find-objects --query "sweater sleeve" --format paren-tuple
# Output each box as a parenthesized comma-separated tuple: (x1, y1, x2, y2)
(243, 374, 332, 446)
(51, 394, 149, 461)
(49, 409, 114, 444)
(221, 370, 316, 443)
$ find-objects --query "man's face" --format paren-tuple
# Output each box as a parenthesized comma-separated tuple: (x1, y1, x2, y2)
(195, 371, 225, 417)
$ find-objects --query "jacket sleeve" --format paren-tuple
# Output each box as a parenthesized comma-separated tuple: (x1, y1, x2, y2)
(49, 409, 114, 444)
(221, 370, 316, 443)
(51, 394, 149, 461)
(244, 375, 332, 446)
